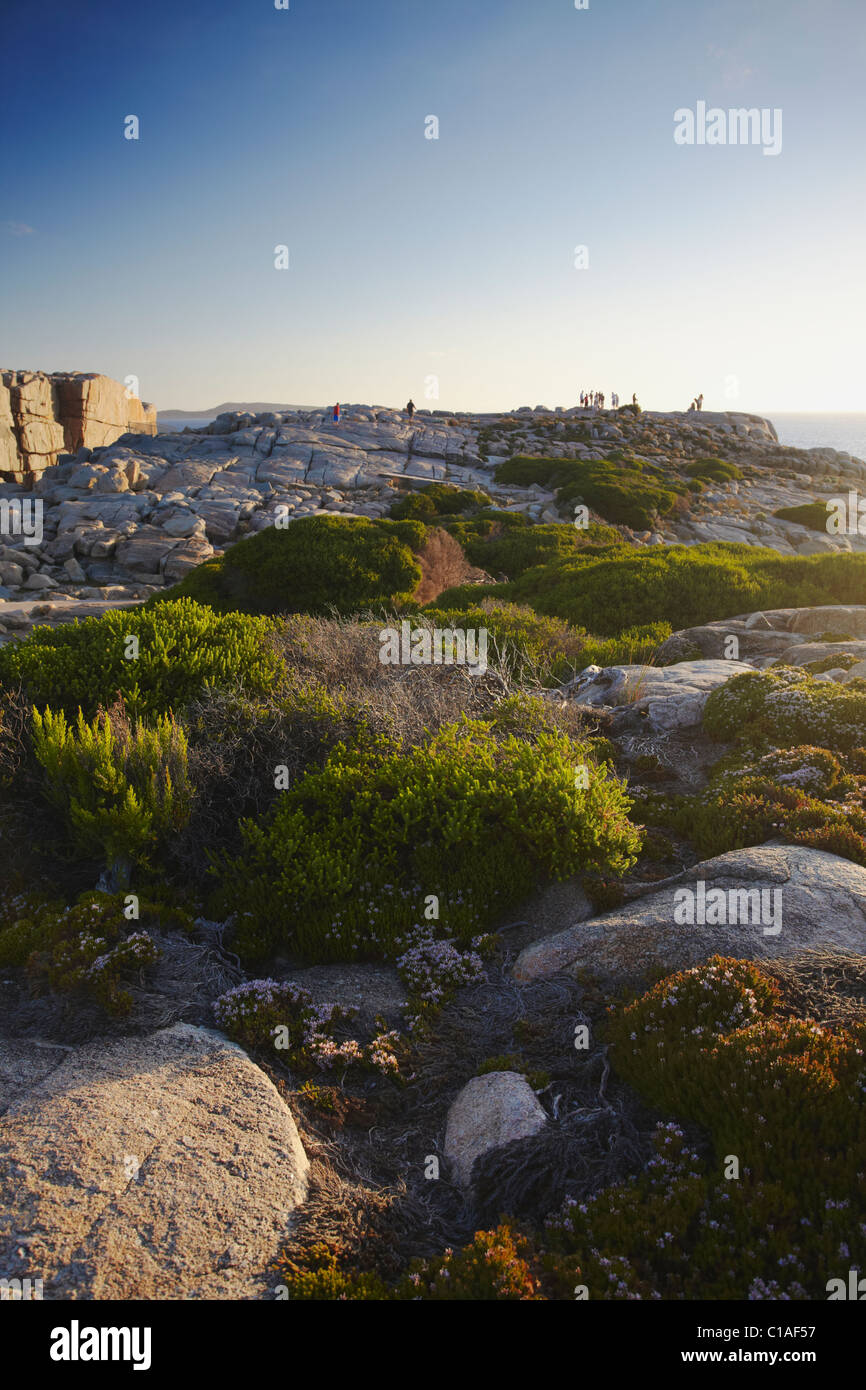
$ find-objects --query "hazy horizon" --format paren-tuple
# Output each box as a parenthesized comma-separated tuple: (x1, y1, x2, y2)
(3, 0, 865, 415)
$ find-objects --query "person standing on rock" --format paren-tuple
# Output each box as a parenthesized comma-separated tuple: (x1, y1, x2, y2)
(333, 402, 340, 425)
(696, 393, 704, 410)
(406, 399, 416, 422)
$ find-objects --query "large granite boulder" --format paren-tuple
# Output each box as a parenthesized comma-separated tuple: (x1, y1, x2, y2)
(0, 1023, 308, 1299)
(513, 845, 866, 989)
(557, 658, 754, 730)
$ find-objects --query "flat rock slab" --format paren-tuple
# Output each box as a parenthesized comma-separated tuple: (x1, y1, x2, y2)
(780, 640, 866, 666)
(444, 1071, 546, 1188)
(0, 1023, 308, 1300)
(563, 659, 754, 730)
(0, 1038, 70, 1114)
(790, 606, 866, 638)
(513, 845, 866, 989)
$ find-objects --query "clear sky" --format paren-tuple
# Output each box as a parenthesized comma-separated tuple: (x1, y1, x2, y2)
(2, 0, 864, 415)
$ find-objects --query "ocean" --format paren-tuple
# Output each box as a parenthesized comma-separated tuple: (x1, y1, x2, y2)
(157, 416, 216, 433)
(767, 413, 866, 462)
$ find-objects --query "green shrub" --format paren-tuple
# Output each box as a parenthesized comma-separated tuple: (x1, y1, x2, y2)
(773, 501, 830, 532)
(423, 592, 671, 669)
(449, 522, 622, 579)
(31, 702, 191, 885)
(539, 959, 866, 1298)
(164, 516, 426, 615)
(684, 457, 743, 483)
(805, 652, 859, 673)
(0, 599, 282, 718)
(660, 743, 866, 865)
(420, 602, 590, 685)
(606, 955, 866, 1197)
(215, 717, 641, 961)
(473, 545, 866, 636)
(494, 456, 685, 531)
(389, 482, 490, 520)
(278, 956, 866, 1300)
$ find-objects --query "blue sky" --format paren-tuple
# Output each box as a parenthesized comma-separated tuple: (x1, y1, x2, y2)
(2, 0, 864, 414)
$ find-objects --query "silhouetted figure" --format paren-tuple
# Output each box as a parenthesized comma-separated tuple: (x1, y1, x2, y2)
(406, 399, 416, 421)
(696, 393, 704, 410)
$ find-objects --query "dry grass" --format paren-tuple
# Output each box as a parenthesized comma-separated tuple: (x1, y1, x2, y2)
(412, 527, 491, 605)
(762, 947, 866, 1030)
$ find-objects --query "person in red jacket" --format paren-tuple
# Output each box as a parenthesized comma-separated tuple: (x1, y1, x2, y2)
(333, 402, 340, 425)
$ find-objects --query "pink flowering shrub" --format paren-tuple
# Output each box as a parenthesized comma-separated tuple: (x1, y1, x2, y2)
(572, 957, 866, 1297)
(213, 979, 401, 1077)
(396, 924, 488, 1027)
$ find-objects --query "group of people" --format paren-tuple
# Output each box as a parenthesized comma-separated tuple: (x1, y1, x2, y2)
(329, 393, 663, 425)
(580, 390, 637, 410)
(330, 400, 416, 425)
(687, 393, 704, 411)
(580, 390, 613, 409)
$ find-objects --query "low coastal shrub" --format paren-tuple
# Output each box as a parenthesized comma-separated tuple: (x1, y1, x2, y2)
(395, 924, 488, 1024)
(443, 545, 866, 636)
(214, 717, 641, 961)
(0, 890, 169, 1016)
(494, 455, 686, 531)
(684, 457, 743, 483)
(31, 702, 191, 886)
(420, 601, 589, 685)
(653, 742, 866, 865)
(773, 501, 830, 532)
(281, 948, 866, 1299)
(422, 597, 670, 675)
(443, 520, 622, 579)
(0, 599, 281, 718)
(164, 515, 426, 615)
(277, 1224, 542, 1301)
(703, 667, 866, 751)
(388, 482, 490, 520)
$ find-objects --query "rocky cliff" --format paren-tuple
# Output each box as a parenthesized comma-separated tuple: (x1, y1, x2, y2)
(1, 403, 864, 625)
(0, 370, 156, 482)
